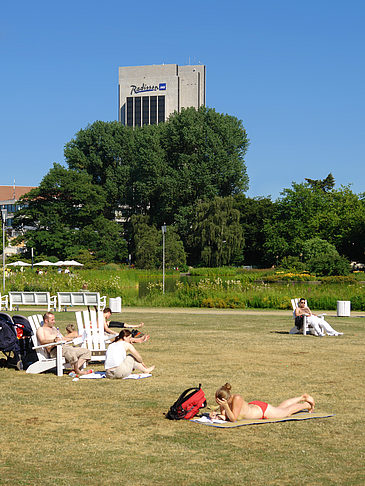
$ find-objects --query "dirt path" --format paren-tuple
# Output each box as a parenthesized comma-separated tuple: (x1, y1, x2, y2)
(120, 307, 365, 318)
(11, 306, 364, 318)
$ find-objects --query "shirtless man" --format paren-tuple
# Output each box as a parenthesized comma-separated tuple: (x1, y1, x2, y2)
(37, 312, 91, 375)
(295, 298, 343, 336)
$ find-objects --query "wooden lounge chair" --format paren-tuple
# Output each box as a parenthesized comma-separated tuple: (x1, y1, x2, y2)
(75, 309, 111, 362)
(290, 298, 326, 336)
(26, 315, 70, 376)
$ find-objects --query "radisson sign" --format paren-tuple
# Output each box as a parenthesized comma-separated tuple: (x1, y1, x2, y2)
(130, 83, 167, 95)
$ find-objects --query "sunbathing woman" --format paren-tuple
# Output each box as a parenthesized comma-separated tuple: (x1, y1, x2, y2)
(209, 383, 315, 422)
(104, 329, 155, 379)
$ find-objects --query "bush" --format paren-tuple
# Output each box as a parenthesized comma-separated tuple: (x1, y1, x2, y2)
(320, 275, 357, 284)
(278, 256, 307, 273)
(308, 254, 351, 276)
(302, 238, 338, 261)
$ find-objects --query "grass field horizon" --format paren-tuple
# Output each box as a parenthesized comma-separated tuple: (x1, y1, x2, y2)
(1, 310, 364, 485)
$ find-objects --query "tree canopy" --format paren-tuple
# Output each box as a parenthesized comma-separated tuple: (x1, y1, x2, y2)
(12, 107, 364, 270)
(13, 163, 127, 262)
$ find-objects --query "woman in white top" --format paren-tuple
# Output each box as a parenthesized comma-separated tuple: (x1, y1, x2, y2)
(104, 329, 155, 379)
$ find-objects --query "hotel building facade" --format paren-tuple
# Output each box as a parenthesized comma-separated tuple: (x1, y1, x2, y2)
(118, 64, 206, 127)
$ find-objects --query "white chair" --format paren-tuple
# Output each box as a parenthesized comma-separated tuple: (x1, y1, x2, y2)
(290, 298, 326, 336)
(26, 315, 70, 376)
(75, 309, 111, 362)
(0, 294, 9, 311)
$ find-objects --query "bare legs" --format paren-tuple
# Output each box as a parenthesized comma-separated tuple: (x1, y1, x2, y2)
(132, 360, 155, 374)
(266, 394, 315, 419)
(131, 334, 150, 344)
(74, 358, 90, 375)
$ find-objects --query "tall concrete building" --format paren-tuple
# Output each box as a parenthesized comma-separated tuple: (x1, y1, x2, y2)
(118, 64, 206, 127)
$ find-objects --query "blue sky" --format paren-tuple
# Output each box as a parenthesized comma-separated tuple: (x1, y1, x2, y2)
(1, 0, 364, 199)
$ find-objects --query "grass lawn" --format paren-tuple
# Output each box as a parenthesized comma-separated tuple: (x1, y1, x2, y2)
(0, 310, 363, 485)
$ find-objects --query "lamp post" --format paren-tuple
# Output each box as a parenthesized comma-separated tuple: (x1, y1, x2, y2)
(31, 247, 34, 269)
(1, 208, 7, 293)
(161, 224, 167, 294)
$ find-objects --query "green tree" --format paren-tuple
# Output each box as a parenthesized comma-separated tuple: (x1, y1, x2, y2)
(64, 109, 249, 230)
(158, 106, 249, 225)
(164, 226, 186, 270)
(233, 194, 274, 266)
(13, 163, 126, 261)
(131, 215, 161, 269)
(191, 196, 244, 267)
(131, 215, 186, 269)
(302, 238, 338, 262)
(263, 181, 365, 264)
(64, 121, 135, 218)
(80, 217, 128, 263)
(305, 173, 335, 192)
(308, 253, 350, 276)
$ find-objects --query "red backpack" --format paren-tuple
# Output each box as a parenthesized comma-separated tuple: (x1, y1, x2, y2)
(165, 384, 207, 420)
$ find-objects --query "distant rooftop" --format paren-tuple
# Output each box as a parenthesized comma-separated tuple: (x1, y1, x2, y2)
(0, 185, 36, 202)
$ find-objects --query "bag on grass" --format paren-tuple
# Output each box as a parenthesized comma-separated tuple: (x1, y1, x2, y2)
(295, 315, 304, 330)
(165, 384, 207, 420)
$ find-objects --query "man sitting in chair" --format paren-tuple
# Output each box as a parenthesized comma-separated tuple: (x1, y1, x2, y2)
(37, 312, 92, 375)
(295, 298, 343, 336)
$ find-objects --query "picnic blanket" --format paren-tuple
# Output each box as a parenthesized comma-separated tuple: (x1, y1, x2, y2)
(78, 371, 152, 380)
(190, 411, 334, 428)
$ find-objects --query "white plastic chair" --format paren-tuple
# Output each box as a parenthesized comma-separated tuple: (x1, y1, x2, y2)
(290, 298, 326, 336)
(75, 309, 111, 362)
(26, 315, 70, 376)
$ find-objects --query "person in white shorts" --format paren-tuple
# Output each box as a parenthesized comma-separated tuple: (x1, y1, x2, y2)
(295, 298, 343, 336)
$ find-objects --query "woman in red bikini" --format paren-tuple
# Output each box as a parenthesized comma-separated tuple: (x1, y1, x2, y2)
(209, 383, 315, 422)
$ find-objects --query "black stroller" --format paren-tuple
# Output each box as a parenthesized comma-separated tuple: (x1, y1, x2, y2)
(0, 313, 36, 370)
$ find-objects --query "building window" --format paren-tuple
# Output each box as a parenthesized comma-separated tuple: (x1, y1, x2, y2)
(134, 97, 141, 127)
(124, 95, 165, 127)
(126, 97, 133, 126)
(142, 97, 149, 125)
(150, 96, 157, 125)
(158, 96, 165, 123)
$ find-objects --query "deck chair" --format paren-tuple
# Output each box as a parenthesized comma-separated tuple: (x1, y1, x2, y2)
(75, 309, 111, 362)
(290, 299, 326, 336)
(26, 315, 70, 376)
(0, 294, 9, 311)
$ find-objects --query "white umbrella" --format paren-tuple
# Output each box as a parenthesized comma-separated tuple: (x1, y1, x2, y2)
(34, 260, 57, 266)
(54, 261, 65, 266)
(62, 260, 84, 266)
(7, 261, 32, 266)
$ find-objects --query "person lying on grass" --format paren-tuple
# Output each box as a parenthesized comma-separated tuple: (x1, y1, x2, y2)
(102, 307, 149, 343)
(104, 329, 155, 379)
(209, 383, 315, 422)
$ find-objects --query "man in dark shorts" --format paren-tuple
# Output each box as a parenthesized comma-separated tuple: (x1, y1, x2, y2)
(103, 307, 149, 343)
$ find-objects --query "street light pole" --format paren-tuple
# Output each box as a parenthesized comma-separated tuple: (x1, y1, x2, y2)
(1, 208, 7, 293)
(31, 247, 34, 269)
(161, 224, 167, 294)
